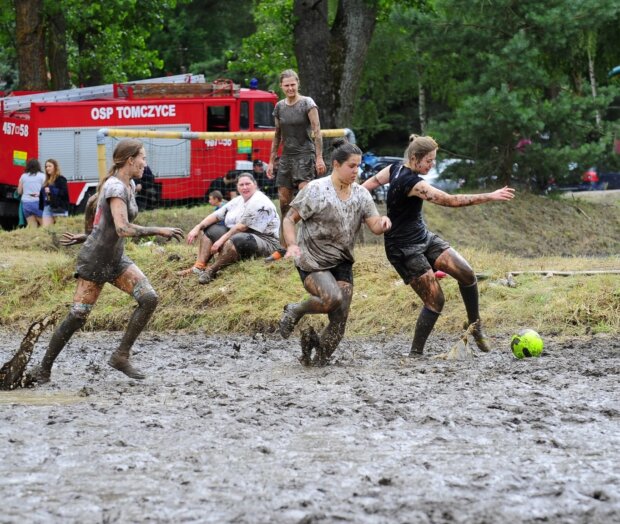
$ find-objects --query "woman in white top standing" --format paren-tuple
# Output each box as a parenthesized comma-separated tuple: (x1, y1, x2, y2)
(17, 158, 45, 227)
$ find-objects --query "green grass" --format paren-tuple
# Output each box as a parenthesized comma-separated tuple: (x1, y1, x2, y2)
(0, 192, 618, 336)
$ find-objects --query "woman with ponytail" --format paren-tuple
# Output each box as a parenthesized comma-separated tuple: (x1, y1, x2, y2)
(279, 138, 391, 365)
(32, 139, 183, 383)
(363, 134, 515, 356)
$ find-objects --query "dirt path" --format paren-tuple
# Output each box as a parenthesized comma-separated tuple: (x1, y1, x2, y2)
(1, 330, 618, 523)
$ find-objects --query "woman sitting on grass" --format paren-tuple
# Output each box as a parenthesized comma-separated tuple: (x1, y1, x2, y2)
(181, 173, 281, 284)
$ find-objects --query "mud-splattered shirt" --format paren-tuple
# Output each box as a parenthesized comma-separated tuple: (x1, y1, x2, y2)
(385, 163, 428, 246)
(291, 176, 379, 272)
(213, 190, 280, 248)
(76, 176, 138, 283)
(273, 96, 317, 156)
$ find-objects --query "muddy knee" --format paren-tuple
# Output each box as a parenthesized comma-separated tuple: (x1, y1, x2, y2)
(133, 279, 158, 313)
(64, 303, 92, 331)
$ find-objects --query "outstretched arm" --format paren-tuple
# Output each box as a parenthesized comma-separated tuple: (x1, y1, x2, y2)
(410, 182, 515, 207)
(362, 166, 391, 192)
(110, 197, 183, 241)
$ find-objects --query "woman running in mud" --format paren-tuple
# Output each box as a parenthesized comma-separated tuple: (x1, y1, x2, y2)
(181, 173, 281, 284)
(32, 139, 183, 383)
(264, 69, 326, 262)
(279, 139, 391, 365)
(362, 134, 515, 356)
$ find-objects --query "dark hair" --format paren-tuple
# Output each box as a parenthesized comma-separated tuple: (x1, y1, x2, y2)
(25, 158, 42, 174)
(331, 137, 362, 165)
(237, 173, 257, 185)
(404, 134, 438, 163)
(97, 138, 144, 196)
(209, 190, 223, 200)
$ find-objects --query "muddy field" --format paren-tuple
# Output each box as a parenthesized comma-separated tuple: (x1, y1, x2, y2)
(0, 329, 618, 524)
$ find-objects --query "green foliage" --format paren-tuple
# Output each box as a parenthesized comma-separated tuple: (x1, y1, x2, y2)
(227, 0, 296, 90)
(148, 0, 256, 81)
(59, 0, 177, 85)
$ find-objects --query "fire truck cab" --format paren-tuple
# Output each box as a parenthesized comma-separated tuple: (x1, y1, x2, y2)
(0, 74, 277, 228)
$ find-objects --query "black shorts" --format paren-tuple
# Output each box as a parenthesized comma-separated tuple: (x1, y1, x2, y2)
(296, 261, 354, 285)
(276, 154, 316, 189)
(385, 233, 450, 284)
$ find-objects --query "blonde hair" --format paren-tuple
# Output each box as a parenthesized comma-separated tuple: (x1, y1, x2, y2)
(279, 69, 299, 84)
(44, 159, 61, 186)
(404, 134, 439, 163)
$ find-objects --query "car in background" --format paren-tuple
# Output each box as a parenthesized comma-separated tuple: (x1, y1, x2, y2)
(359, 154, 401, 203)
(579, 167, 620, 190)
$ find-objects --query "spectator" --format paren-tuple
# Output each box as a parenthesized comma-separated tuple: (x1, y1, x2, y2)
(209, 170, 239, 201)
(17, 159, 45, 228)
(179, 173, 281, 283)
(135, 164, 158, 210)
(253, 159, 277, 198)
(39, 159, 69, 227)
(208, 190, 226, 226)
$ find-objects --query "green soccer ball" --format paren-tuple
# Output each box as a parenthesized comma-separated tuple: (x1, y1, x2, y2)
(511, 329, 544, 359)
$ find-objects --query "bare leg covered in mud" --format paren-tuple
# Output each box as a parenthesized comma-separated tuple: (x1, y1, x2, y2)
(31, 280, 102, 383)
(434, 248, 490, 352)
(32, 265, 157, 384)
(280, 271, 353, 366)
(107, 266, 158, 379)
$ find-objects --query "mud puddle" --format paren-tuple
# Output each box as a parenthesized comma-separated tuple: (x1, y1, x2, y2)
(0, 330, 618, 523)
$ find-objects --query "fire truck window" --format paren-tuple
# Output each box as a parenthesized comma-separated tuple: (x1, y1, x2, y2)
(207, 105, 230, 131)
(254, 102, 275, 129)
(240, 101, 249, 130)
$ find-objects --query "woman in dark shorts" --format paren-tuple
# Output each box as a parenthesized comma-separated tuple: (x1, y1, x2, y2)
(279, 139, 391, 365)
(32, 139, 184, 383)
(181, 173, 281, 284)
(363, 134, 515, 356)
(265, 69, 326, 261)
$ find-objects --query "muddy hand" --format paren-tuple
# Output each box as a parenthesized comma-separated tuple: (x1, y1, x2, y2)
(162, 227, 184, 242)
(59, 232, 86, 246)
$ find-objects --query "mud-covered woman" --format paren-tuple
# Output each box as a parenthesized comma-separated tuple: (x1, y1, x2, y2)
(264, 69, 326, 261)
(32, 139, 183, 383)
(279, 139, 391, 365)
(362, 134, 515, 356)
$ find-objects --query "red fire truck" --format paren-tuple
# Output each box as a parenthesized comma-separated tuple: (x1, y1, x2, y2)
(0, 74, 277, 227)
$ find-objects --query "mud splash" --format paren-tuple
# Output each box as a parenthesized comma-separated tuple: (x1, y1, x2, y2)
(0, 330, 618, 523)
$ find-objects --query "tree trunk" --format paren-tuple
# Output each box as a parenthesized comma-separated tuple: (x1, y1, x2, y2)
(46, 5, 71, 90)
(293, 0, 377, 129)
(14, 0, 48, 90)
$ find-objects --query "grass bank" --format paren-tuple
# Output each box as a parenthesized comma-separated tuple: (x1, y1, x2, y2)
(0, 192, 618, 337)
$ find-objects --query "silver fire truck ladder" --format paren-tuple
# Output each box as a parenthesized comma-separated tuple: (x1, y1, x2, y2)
(0, 73, 206, 113)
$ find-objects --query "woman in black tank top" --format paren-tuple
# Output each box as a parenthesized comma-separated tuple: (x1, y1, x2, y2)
(363, 134, 515, 356)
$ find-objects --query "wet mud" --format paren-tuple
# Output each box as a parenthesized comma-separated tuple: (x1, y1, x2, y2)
(0, 330, 618, 523)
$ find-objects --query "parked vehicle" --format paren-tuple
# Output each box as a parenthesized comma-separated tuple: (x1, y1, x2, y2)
(0, 74, 277, 228)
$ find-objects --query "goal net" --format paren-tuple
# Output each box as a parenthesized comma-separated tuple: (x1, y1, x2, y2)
(96, 128, 353, 209)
